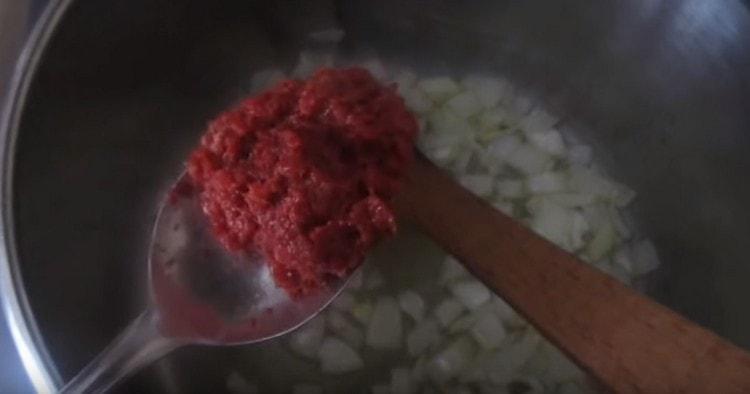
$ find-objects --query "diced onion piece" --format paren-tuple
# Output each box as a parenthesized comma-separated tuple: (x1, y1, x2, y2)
(629, 239, 661, 275)
(391, 368, 415, 394)
(495, 180, 525, 198)
(318, 337, 364, 374)
(331, 291, 356, 312)
(526, 172, 565, 194)
(360, 58, 389, 81)
(521, 108, 557, 134)
(429, 337, 477, 383)
(439, 256, 470, 284)
(529, 198, 588, 252)
(401, 86, 433, 114)
(526, 129, 566, 156)
(537, 342, 583, 382)
(446, 92, 483, 118)
(411, 356, 429, 384)
(486, 330, 540, 384)
(394, 70, 418, 92)
(352, 302, 374, 325)
(346, 268, 364, 290)
(418, 77, 460, 101)
(546, 192, 596, 208)
(407, 319, 441, 356)
(460, 174, 494, 197)
(471, 313, 507, 350)
(226, 371, 259, 394)
(504, 144, 552, 175)
(568, 165, 634, 205)
(366, 297, 403, 349)
(486, 134, 522, 166)
(434, 299, 465, 327)
(493, 200, 514, 216)
(289, 316, 326, 358)
(450, 281, 491, 310)
(448, 314, 479, 334)
(461, 75, 510, 108)
(398, 291, 426, 321)
(585, 220, 616, 261)
(327, 310, 364, 349)
(490, 296, 523, 328)
(292, 384, 324, 394)
(364, 267, 385, 290)
(612, 247, 634, 273)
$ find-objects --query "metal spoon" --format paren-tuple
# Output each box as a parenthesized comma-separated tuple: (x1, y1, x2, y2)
(61, 175, 345, 393)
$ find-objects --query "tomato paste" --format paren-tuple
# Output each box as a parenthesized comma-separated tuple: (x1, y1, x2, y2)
(187, 68, 418, 297)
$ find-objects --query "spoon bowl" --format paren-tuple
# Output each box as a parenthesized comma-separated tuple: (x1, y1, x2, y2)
(61, 175, 346, 393)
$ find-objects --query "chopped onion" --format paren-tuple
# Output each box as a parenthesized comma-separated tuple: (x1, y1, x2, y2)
(471, 313, 507, 350)
(585, 220, 616, 261)
(418, 77, 460, 101)
(495, 179, 526, 199)
(407, 318, 441, 356)
(366, 297, 403, 349)
(401, 86, 433, 114)
(346, 267, 364, 290)
(352, 302, 374, 325)
(490, 296, 522, 328)
(428, 337, 477, 383)
(331, 291, 356, 312)
(460, 174, 494, 197)
(546, 192, 596, 208)
(327, 310, 364, 349)
(526, 128, 566, 156)
(526, 172, 566, 194)
(486, 330, 540, 384)
(439, 256, 470, 284)
(434, 299, 465, 327)
(537, 342, 583, 382)
(364, 267, 385, 290)
(360, 58, 389, 81)
(520, 108, 558, 135)
(504, 144, 552, 175)
(486, 134, 522, 165)
(398, 290, 426, 321)
(289, 316, 326, 358)
(446, 91, 483, 118)
(226, 371, 258, 394)
(318, 337, 364, 374)
(450, 281, 491, 310)
(461, 75, 510, 108)
(629, 239, 661, 275)
(448, 314, 479, 334)
(391, 368, 415, 394)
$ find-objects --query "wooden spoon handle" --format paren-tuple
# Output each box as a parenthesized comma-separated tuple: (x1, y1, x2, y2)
(396, 155, 750, 393)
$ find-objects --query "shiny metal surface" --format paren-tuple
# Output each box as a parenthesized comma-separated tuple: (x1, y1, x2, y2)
(2, 0, 750, 392)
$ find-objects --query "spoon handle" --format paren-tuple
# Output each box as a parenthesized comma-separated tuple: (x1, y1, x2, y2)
(397, 155, 750, 393)
(61, 309, 181, 394)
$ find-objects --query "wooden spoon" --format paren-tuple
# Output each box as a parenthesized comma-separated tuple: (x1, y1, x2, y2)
(396, 154, 750, 393)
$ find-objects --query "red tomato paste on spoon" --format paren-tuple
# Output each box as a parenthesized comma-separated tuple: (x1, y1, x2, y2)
(187, 68, 418, 297)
